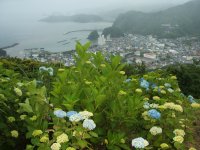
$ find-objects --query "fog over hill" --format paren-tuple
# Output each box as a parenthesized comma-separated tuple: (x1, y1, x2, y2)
(0, 0, 191, 22)
(0, 0, 193, 56)
(102, 0, 200, 38)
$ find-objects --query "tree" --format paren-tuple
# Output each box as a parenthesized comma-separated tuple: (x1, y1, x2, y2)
(166, 64, 200, 98)
(87, 30, 99, 41)
(0, 49, 7, 57)
(102, 26, 123, 38)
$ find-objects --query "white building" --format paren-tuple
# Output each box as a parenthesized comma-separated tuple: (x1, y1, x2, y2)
(156, 43, 165, 49)
(98, 35, 106, 46)
(134, 51, 141, 56)
(106, 34, 112, 42)
(143, 53, 157, 59)
(169, 49, 178, 54)
(186, 56, 193, 61)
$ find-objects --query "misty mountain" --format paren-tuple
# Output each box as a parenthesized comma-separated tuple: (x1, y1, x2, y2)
(107, 0, 200, 38)
(98, 2, 179, 22)
(40, 14, 103, 23)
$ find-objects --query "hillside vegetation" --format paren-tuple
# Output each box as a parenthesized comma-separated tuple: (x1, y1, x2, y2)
(0, 43, 200, 150)
(104, 0, 200, 38)
(166, 63, 200, 99)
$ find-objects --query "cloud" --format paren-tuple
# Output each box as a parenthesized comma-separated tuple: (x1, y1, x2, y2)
(0, 0, 192, 21)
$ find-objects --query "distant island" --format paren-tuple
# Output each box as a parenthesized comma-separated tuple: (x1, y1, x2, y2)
(103, 0, 200, 38)
(40, 14, 104, 23)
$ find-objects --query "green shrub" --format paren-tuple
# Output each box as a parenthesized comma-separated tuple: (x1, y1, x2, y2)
(0, 42, 199, 150)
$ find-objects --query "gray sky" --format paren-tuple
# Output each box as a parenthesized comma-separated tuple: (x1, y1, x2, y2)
(0, 0, 192, 21)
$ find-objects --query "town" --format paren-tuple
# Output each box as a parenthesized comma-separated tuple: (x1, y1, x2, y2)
(24, 34, 200, 69)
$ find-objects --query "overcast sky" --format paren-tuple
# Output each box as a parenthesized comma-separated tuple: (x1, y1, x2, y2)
(0, 0, 192, 21)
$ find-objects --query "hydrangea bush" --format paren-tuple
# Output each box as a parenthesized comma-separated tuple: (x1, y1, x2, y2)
(0, 42, 200, 150)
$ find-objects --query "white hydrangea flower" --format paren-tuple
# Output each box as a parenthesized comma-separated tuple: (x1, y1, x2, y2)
(173, 129, 185, 137)
(173, 136, 184, 143)
(168, 88, 174, 93)
(173, 105, 183, 112)
(163, 102, 183, 112)
(149, 126, 162, 135)
(143, 102, 150, 109)
(51, 143, 61, 150)
(79, 111, 93, 120)
(83, 119, 96, 130)
(131, 137, 149, 148)
(149, 103, 159, 108)
(56, 133, 69, 144)
(11, 130, 18, 138)
(189, 147, 197, 150)
(66, 147, 76, 150)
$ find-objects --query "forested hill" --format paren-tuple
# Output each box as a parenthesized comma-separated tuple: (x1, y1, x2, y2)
(40, 14, 103, 23)
(110, 0, 200, 38)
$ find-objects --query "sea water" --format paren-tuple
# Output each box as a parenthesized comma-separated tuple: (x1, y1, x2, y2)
(0, 20, 112, 57)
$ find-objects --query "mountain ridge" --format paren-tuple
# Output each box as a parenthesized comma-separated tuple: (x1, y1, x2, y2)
(106, 0, 200, 38)
(40, 14, 104, 23)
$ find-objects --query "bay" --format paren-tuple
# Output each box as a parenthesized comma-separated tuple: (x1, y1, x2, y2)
(0, 20, 112, 57)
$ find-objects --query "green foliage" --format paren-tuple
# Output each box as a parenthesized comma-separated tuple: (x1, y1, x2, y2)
(166, 63, 200, 99)
(0, 49, 7, 57)
(102, 26, 123, 38)
(123, 62, 146, 76)
(51, 42, 144, 140)
(0, 63, 27, 149)
(0, 42, 199, 149)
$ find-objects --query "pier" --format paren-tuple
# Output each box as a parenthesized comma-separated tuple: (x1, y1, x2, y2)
(0, 43, 19, 50)
(64, 29, 103, 35)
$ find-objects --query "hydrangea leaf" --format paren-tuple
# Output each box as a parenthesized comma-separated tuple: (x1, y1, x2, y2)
(19, 99, 33, 113)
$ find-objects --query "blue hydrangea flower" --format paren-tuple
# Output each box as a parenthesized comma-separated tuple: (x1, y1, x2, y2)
(64, 62, 70, 67)
(69, 113, 83, 122)
(83, 119, 96, 130)
(151, 84, 157, 89)
(180, 93, 185, 97)
(188, 95, 193, 99)
(124, 79, 131, 83)
(54, 110, 67, 118)
(157, 88, 161, 93)
(188, 95, 196, 103)
(140, 79, 149, 89)
(140, 78, 144, 82)
(148, 109, 161, 119)
(66, 111, 78, 118)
